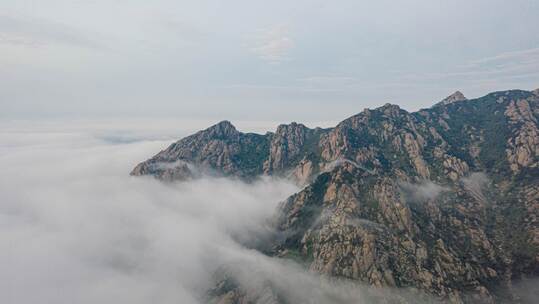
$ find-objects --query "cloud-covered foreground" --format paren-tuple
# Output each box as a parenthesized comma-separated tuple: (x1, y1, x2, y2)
(0, 125, 301, 304)
(6, 122, 525, 304)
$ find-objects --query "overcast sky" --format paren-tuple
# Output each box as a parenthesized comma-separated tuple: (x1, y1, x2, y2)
(2, 0, 539, 122)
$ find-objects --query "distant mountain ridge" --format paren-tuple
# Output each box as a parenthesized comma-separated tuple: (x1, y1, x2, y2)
(132, 89, 539, 303)
(132, 89, 539, 185)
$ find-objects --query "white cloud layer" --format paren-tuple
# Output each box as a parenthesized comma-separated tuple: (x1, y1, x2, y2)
(0, 122, 299, 304)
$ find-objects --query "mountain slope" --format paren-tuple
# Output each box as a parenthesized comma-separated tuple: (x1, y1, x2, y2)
(132, 89, 539, 303)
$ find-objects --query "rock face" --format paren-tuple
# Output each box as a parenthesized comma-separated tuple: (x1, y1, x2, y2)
(504, 99, 539, 172)
(132, 120, 328, 184)
(133, 90, 539, 303)
(131, 120, 272, 180)
(276, 164, 531, 303)
(435, 91, 468, 107)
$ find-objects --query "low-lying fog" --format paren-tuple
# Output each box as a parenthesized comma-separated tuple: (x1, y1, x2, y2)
(0, 120, 306, 303)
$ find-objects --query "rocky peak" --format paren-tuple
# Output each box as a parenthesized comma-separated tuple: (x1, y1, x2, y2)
(275, 122, 308, 135)
(203, 120, 238, 138)
(337, 104, 404, 131)
(435, 91, 467, 107)
(533, 88, 539, 96)
(264, 122, 314, 175)
(380, 103, 401, 110)
(378, 103, 403, 118)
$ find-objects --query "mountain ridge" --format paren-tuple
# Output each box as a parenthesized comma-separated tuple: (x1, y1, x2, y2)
(132, 89, 539, 303)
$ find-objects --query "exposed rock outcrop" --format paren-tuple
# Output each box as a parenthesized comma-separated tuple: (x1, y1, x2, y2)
(504, 99, 539, 172)
(435, 91, 468, 107)
(434, 91, 468, 106)
(130, 120, 272, 180)
(263, 122, 311, 174)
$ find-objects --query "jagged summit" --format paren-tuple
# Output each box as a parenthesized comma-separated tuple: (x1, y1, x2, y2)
(376, 103, 402, 111)
(348, 103, 404, 123)
(215, 120, 234, 128)
(208, 120, 236, 130)
(434, 91, 467, 107)
(377, 103, 404, 117)
(275, 121, 307, 131)
(533, 88, 539, 96)
(203, 120, 238, 136)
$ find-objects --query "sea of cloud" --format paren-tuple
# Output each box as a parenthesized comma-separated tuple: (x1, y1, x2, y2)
(5, 120, 531, 304)
(0, 120, 306, 303)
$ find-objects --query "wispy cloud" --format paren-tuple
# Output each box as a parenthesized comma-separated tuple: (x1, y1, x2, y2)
(400, 47, 539, 90)
(159, 17, 209, 46)
(249, 25, 294, 63)
(0, 14, 102, 49)
(467, 47, 539, 66)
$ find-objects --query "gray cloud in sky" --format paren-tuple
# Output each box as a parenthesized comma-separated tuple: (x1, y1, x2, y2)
(0, 14, 102, 49)
(1, 0, 538, 121)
